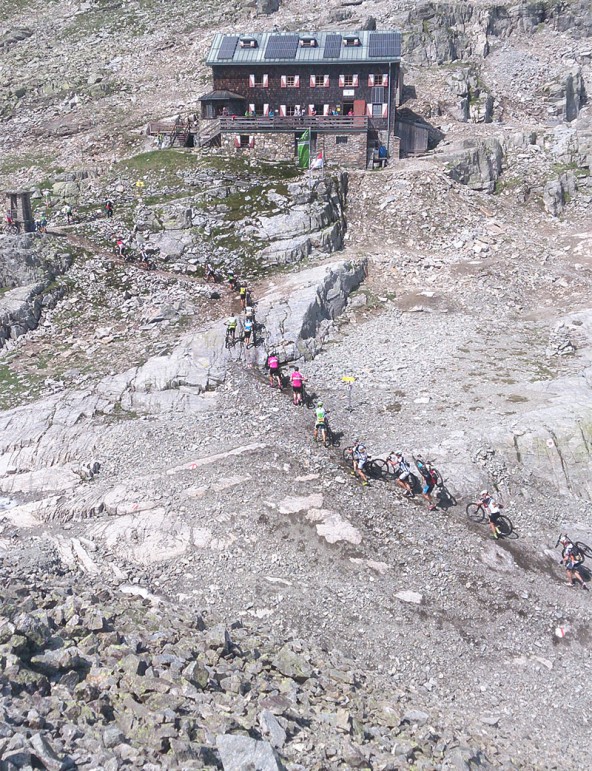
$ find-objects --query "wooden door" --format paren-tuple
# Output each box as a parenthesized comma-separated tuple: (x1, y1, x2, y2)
(353, 99, 366, 117)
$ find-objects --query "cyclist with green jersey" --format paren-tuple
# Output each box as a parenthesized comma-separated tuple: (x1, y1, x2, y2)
(313, 402, 327, 443)
(226, 316, 238, 345)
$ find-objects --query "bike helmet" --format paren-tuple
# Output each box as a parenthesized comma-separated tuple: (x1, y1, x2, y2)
(358, 444, 366, 451)
(480, 490, 488, 497)
(394, 451, 402, 457)
(317, 401, 323, 408)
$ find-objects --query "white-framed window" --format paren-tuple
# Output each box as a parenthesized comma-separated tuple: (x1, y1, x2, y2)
(285, 75, 299, 88)
(343, 74, 359, 87)
(311, 74, 329, 88)
(371, 103, 383, 118)
(249, 73, 269, 88)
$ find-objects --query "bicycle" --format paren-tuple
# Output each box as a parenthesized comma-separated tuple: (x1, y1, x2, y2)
(555, 534, 592, 562)
(466, 502, 513, 537)
(225, 327, 238, 349)
(314, 415, 336, 448)
(245, 322, 264, 349)
(370, 453, 419, 491)
(342, 447, 384, 479)
(412, 456, 443, 487)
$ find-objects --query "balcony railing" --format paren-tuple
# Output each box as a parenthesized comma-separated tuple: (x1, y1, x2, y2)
(218, 115, 369, 133)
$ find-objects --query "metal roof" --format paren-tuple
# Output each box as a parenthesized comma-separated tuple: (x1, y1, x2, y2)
(199, 90, 246, 101)
(206, 30, 402, 66)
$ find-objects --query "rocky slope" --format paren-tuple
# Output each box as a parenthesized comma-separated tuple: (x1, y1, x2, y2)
(2, 0, 592, 769)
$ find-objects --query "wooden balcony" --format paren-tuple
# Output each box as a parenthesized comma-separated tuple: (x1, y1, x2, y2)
(218, 115, 369, 133)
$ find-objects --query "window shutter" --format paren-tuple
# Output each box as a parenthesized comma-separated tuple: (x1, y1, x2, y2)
(233, 136, 240, 148)
(294, 75, 300, 87)
(382, 103, 388, 117)
(323, 104, 329, 115)
(249, 136, 255, 148)
(281, 75, 287, 88)
(324, 75, 330, 88)
(308, 104, 314, 115)
(263, 104, 269, 116)
(382, 74, 389, 87)
(249, 103, 255, 115)
(279, 104, 286, 117)
(353, 74, 359, 87)
(263, 74, 269, 88)
(338, 74, 345, 87)
(310, 75, 316, 88)
(249, 74, 255, 88)
(368, 74, 375, 87)
(367, 104, 372, 117)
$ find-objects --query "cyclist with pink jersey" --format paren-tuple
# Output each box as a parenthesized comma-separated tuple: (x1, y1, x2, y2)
(266, 352, 282, 389)
(290, 366, 306, 405)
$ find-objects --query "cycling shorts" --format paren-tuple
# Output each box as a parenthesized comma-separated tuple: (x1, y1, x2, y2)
(356, 458, 367, 470)
(292, 384, 302, 393)
(489, 511, 501, 522)
(315, 422, 326, 430)
(566, 560, 583, 571)
(422, 483, 434, 495)
(399, 470, 410, 481)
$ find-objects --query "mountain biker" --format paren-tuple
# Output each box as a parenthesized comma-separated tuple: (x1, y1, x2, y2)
(245, 304, 255, 322)
(353, 442, 369, 486)
(243, 316, 254, 346)
(313, 402, 327, 443)
(393, 452, 414, 497)
(227, 271, 237, 290)
(479, 490, 504, 539)
(226, 315, 238, 343)
(105, 199, 114, 218)
(239, 284, 247, 310)
(290, 366, 305, 405)
(64, 203, 73, 224)
(415, 457, 438, 511)
(115, 237, 126, 258)
(559, 536, 588, 589)
(266, 352, 282, 389)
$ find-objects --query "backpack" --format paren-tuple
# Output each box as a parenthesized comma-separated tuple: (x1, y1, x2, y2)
(570, 544, 584, 563)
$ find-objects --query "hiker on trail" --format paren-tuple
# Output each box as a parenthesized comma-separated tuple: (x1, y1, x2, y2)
(64, 204, 73, 224)
(105, 199, 114, 218)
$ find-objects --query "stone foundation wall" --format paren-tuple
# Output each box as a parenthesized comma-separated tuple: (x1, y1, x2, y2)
(221, 132, 295, 163)
(320, 133, 367, 169)
(220, 131, 368, 169)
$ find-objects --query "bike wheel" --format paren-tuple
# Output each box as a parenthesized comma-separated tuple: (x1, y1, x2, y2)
(432, 467, 444, 487)
(370, 459, 388, 480)
(407, 473, 419, 494)
(466, 503, 486, 523)
(496, 515, 513, 537)
(575, 542, 592, 561)
(366, 460, 383, 479)
(324, 429, 333, 448)
(342, 447, 354, 463)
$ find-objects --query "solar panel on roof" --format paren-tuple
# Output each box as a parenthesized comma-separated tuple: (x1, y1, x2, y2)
(218, 36, 239, 60)
(265, 35, 299, 59)
(368, 32, 401, 58)
(323, 33, 342, 58)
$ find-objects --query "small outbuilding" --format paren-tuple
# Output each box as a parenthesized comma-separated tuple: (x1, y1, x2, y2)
(5, 191, 35, 233)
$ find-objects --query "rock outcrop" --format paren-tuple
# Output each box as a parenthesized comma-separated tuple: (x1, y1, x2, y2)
(0, 236, 73, 346)
(444, 138, 504, 192)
